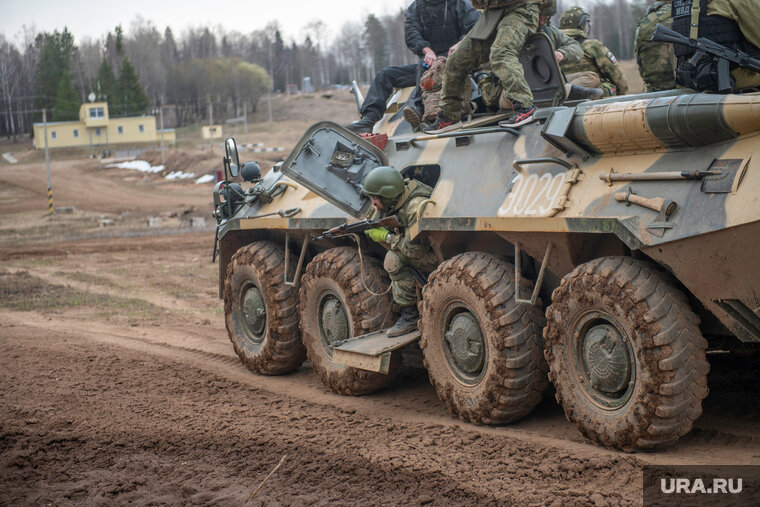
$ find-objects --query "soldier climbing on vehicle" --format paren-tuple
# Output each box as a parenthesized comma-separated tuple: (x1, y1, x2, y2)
(559, 6, 629, 97)
(361, 166, 439, 337)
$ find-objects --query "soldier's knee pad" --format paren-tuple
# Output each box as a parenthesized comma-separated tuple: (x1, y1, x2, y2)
(383, 251, 402, 275)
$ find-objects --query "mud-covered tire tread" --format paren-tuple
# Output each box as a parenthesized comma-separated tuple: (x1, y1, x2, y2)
(223, 241, 306, 375)
(299, 247, 398, 396)
(419, 252, 548, 425)
(544, 256, 709, 451)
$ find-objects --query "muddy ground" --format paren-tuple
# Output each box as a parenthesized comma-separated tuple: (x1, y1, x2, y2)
(1, 88, 759, 505)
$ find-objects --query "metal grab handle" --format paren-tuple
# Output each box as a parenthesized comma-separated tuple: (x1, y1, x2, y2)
(513, 157, 577, 172)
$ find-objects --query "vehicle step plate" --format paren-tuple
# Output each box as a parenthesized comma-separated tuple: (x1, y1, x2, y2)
(332, 329, 420, 374)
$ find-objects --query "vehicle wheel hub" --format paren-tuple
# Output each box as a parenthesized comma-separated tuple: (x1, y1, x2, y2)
(319, 295, 349, 346)
(242, 285, 266, 339)
(444, 311, 485, 375)
(582, 324, 631, 394)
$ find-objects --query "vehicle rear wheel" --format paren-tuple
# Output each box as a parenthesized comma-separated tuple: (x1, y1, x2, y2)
(544, 256, 709, 450)
(299, 247, 398, 395)
(224, 241, 306, 375)
(419, 252, 548, 424)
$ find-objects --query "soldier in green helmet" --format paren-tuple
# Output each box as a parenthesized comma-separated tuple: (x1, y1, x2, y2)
(559, 6, 629, 97)
(361, 166, 439, 337)
(634, 1, 677, 92)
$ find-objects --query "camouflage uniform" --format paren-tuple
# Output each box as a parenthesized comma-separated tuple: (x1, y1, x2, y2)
(381, 180, 439, 306)
(634, 1, 677, 92)
(561, 28, 629, 96)
(439, 2, 541, 121)
(477, 22, 584, 109)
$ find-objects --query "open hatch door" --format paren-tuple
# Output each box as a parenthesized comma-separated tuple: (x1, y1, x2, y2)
(520, 32, 567, 107)
(280, 121, 389, 219)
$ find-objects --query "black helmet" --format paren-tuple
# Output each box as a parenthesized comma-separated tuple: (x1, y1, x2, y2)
(241, 161, 261, 182)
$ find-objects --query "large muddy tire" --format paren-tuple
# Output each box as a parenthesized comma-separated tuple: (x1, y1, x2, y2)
(299, 247, 398, 395)
(224, 241, 306, 375)
(544, 256, 710, 451)
(419, 252, 548, 424)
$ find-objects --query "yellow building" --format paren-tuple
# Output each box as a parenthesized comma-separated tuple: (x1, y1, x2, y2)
(32, 102, 176, 149)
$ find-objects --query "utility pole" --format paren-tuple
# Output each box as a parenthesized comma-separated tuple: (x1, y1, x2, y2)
(43, 108, 53, 215)
(159, 100, 165, 168)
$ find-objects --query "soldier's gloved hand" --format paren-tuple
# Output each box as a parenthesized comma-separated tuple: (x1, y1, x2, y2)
(365, 227, 389, 243)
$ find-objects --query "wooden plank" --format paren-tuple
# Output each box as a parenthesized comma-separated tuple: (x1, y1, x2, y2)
(333, 329, 420, 356)
(332, 350, 391, 374)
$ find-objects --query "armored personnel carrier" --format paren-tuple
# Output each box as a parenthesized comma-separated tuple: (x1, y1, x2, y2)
(212, 37, 760, 451)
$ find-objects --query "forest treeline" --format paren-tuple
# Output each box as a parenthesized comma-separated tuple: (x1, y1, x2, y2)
(0, 0, 651, 139)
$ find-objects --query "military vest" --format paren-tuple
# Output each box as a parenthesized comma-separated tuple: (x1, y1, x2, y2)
(471, 0, 537, 9)
(390, 180, 434, 228)
(672, 0, 760, 57)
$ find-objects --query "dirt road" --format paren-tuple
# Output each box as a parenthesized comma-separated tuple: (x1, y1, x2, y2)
(1, 231, 758, 505)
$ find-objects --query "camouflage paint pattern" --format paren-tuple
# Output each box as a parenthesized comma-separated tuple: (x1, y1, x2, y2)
(219, 90, 760, 345)
(560, 29, 629, 96)
(440, 2, 540, 119)
(634, 1, 677, 92)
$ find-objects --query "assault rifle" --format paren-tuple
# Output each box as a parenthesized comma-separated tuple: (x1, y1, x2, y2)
(312, 215, 402, 242)
(652, 24, 760, 93)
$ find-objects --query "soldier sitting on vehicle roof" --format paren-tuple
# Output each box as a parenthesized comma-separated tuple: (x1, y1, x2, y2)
(361, 166, 439, 338)
(345, 0, 480, 135)
(427, 0, 586, 133)
(634, 1, 677, 92)
(560, 6, 629, 97)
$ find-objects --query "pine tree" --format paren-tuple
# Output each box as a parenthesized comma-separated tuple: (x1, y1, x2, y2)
(364, 15, 389, 75)
(95, 59, 118, 110)
(33, 29, 75, 119)
(52, 69, 80, 121)
(117, 57, 149, 116)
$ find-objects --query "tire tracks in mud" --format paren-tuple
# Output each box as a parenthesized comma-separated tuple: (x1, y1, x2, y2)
(3, 310, 758, 467)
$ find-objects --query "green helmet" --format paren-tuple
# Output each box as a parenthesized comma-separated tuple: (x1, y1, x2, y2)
(361, 166, 405, 200)
(540, 0, 557, 17)
(560, 6, 590, 31)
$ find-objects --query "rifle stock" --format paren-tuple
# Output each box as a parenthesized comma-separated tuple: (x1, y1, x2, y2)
(313, 215, 402, 241)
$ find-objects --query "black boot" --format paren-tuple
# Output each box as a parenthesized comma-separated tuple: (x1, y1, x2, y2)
(345, 116, 377, 135)
(567, 84, 603, 101)
(387, 305, 419, 337)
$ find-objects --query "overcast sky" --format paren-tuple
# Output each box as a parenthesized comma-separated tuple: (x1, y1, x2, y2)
(2, 0, 602, 46)
(2, 0, 415, 45)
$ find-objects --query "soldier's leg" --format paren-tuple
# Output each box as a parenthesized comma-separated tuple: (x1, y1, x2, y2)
(384, 251, 421, 336)
(489, 3, 540, 108)
(566, 71, 602, 88)
(361, 64, 418, 121)
(383, 250, 417, 307)
(439, 35, 489, 121)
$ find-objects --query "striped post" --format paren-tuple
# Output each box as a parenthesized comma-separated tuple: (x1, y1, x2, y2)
(47, 186, 54, 214)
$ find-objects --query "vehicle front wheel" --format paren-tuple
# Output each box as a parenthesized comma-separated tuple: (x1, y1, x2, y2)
(544, 256, 709, 451)
(224, 241, 306, 375)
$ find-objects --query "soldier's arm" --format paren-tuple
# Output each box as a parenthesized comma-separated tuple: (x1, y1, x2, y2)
(405, 1, 431, 57)
(554, 27, 584, 63)
(457, 0, 481, 36)
(593, 41, 629, 95)
(389, 197, 432, 260)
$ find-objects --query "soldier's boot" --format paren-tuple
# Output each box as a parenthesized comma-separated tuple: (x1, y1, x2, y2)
(566, 84, 604, 101)
(424, 111, 462, 134)
(386, 305, 419, 337)
(402, 106, 422, 131)
(345, 115, 378, 135)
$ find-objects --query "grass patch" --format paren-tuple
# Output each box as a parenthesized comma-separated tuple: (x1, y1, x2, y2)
(0, 269, 161, 318)
(55, 270, 117, 288)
